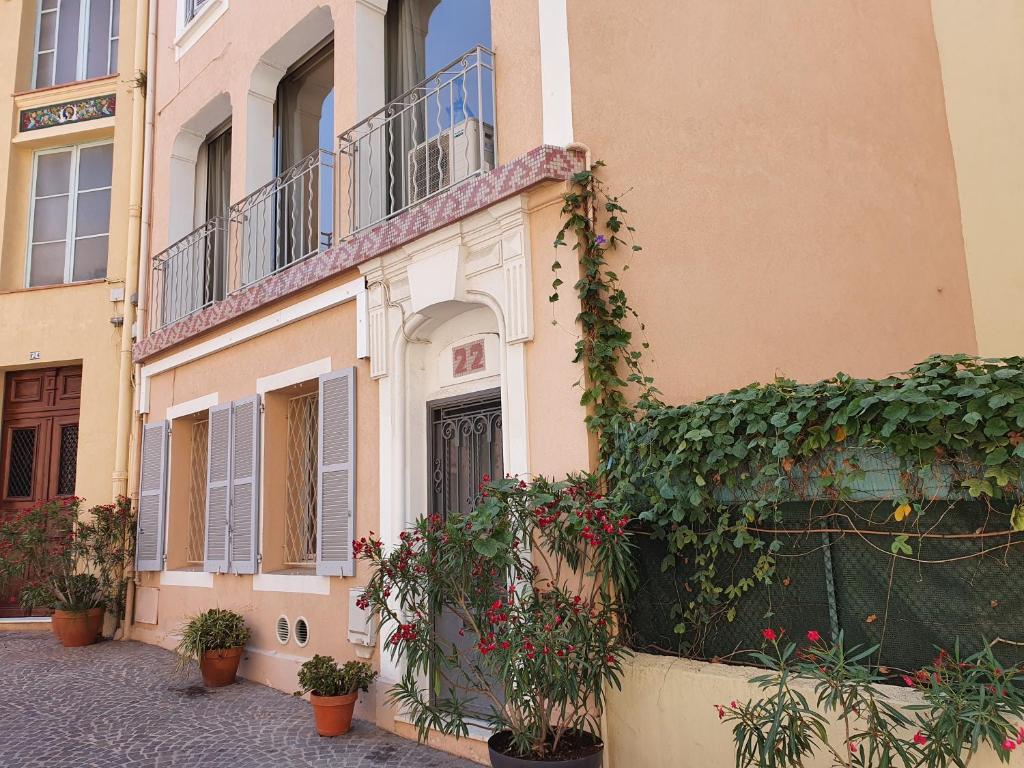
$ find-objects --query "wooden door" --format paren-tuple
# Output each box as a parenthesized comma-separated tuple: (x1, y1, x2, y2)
(0, 367, 82, 615)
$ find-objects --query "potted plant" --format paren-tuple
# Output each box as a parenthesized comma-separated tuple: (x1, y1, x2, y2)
(296, 655, 377, 736)
(175, 608, 251, 687)
(49, 572, 105, 647)
(355, 474, 634, 767)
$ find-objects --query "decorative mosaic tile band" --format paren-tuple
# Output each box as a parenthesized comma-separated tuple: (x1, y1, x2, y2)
(20, 94, 116, 133)
(134, 145, 584, 363)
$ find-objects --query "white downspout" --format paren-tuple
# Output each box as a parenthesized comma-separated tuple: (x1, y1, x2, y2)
(122, 0, 158, 641)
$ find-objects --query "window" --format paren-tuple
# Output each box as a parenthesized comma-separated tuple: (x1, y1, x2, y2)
(273, 42, 334, 269)
(184, 0, 210, 25)
(186, 418, 209, 565)
(34, 0, 120, 89)
(28, 142, 112, 287)
(284, 392, 318, 567)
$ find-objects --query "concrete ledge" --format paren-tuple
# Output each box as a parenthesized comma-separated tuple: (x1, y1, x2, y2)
(0, 616, 52, 632)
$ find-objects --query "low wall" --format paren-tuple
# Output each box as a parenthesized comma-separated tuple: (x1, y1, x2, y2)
(605, 652, 1008, 768)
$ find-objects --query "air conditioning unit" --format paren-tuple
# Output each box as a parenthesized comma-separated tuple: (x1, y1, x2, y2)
(407, 119, 495, 204)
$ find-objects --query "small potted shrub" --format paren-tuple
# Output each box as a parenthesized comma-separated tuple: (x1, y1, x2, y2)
(175, 608, 251, 687)
(49, 572, 105, 647)
(355, 474, 634, 767)
(297, 655, 377, 736)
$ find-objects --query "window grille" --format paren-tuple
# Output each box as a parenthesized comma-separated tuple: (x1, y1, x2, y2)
(186, 419, 209, 565)
(284, 393, 318, 567)
(56, 423, 78, 496)
(6, 428, 36, 499)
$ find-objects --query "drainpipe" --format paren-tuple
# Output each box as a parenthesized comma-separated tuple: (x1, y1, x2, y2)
(112, 0, 150, 502)
(120, 0, 158, 640)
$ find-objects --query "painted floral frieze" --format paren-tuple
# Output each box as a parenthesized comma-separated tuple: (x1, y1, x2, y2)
(20, 94, 116, 133)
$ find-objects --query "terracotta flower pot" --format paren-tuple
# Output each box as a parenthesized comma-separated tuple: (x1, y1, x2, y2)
(199, 647, 244, 687)
(52, 609, 98, 648)
(487, 730, 604, 768)
(87, 607, 104, 640)
(309, 691, 358, 737)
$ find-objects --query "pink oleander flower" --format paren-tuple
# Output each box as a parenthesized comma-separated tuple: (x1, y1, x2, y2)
(1003, 739, 1016, 752)
(762, 628, 777, 642)
(902, 675, 915, 687)
(913, 731, 927, 746)
(806, 630, 821, 643)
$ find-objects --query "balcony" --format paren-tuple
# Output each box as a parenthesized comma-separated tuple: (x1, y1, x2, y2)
(151, 149, 334, 330)
(338, 46, 496, 237)
(140, 46, 578, 363)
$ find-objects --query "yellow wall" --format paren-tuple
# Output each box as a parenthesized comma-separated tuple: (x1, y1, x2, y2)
(607, 653, 1010, 768)
(0, 0, 140, 509)
(931, 0, 1024, 357)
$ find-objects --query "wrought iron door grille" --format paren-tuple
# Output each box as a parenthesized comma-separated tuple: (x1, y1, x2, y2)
(56, 424, 78, 496)
(6, 428, 36, 499)
(186, 419, 209, 565)
(429, 391, 503, 520)
(284, 393, 319, 566)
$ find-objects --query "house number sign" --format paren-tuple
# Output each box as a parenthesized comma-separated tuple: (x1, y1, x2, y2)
(452, 340, 486, 378)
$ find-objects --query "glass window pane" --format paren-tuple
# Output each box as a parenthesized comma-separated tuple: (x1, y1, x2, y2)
(33, 195, 70, 243)
(86, 0, 112, 78)
(111, 0, 119, 36)
(74, 189, 110, 237)
(38, 10, 57, 51)
(36, 151, 72, 196)
(54, 0, 82, 86)
(78, 144, 113, 190)
(108, 39, 117, 73)
(35, 52, 55, 88)
(42, 0, 59, 10)
(73, 236, 107, 281)
(30, 242, 67, 286)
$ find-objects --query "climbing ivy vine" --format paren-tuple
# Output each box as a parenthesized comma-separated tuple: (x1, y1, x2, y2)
(554, 161, 1024, 650)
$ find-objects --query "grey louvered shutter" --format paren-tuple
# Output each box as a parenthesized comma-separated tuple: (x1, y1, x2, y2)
(136, 420, 169, 572)
(317, 368, 356, 577)
(229, 396, 260, 574)
(204, 404, 231, 573)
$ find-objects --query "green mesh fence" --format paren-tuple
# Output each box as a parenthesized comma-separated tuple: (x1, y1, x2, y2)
(626, 501, 1024, 676)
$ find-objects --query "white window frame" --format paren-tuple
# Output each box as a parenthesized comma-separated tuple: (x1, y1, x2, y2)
(32, 0, 120, 90)
(174, 0, 229, 60)
(26, 140, 113, 287)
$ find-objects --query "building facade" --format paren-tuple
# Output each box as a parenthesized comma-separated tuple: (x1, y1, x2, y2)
(0, 0, 144, 617)
(127, 0, 1019, 764)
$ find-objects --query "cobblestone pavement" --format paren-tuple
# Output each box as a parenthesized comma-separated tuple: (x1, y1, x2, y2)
(0, 632, 481, 768)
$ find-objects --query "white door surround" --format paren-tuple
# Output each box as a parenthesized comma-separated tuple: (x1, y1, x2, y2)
(358, 195, 534, 684)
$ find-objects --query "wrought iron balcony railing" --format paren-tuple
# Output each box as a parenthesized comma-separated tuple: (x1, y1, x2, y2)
(151, 217, 227, 330)
(338, 46, 496, 237)
(149, 150, 334, 334)
(228, 148, 335, 292)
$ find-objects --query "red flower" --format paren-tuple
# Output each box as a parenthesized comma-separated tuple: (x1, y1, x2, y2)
(762, 628, 777, 642)
(1004, 739, 1017, 752)
(902, 675, 915, 688)
(849, 744, 858, 754)
(714, 704, 726, 720)
(806, 630, 821, 643)
(913, 731, 927, 746)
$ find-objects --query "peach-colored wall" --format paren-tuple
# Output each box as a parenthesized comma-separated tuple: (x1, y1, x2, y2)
(565, 0, 977, 404)
(136, 297, 377, 671)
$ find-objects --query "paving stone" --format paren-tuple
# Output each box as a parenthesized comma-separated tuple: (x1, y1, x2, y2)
(0, 632, 481, 768)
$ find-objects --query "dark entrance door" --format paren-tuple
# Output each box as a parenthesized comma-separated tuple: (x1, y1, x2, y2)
(427, 389, 504, 714)
(0, 366, 81, 615)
